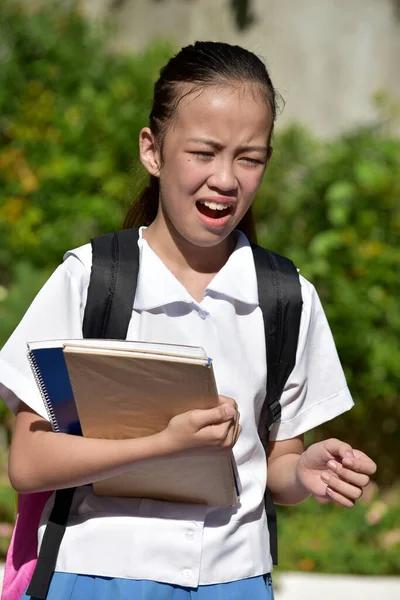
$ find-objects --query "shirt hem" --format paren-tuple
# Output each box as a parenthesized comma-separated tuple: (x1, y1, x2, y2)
(270, 386, 354, 441)
(0, 357, 48, 419)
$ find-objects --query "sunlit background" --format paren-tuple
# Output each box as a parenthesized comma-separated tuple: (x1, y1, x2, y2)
(0, 0, 399, 596)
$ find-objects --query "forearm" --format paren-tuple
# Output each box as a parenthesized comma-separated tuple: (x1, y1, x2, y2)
(9, 398, 238, 494)
(267, 452, 311, 505)
(9, 426, 172, 493)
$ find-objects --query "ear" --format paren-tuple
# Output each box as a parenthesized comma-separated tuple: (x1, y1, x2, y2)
(139, 127, 161, 177)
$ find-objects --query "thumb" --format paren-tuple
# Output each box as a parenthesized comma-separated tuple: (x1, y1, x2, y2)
(192, 404, 236, 430)
(324, 438, 354, 460)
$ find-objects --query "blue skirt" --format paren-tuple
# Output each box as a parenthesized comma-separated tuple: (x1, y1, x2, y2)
(22, 572, 274, 600)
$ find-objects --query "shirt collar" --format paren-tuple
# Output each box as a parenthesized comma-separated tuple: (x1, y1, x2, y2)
(133, 227, 259, 310)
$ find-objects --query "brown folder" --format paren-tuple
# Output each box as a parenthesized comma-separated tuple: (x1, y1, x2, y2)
(63, 344, 238, 506)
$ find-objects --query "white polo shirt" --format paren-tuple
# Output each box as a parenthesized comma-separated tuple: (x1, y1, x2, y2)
(0, 229, 353, 586)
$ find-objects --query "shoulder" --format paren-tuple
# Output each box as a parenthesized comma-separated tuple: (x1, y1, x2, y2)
(62, 228, 141, 278)
(246, 235, 316, 307)
(61, 243, 93, 295)
(298, 273, 317, 308)
(63, 242, 93, 274)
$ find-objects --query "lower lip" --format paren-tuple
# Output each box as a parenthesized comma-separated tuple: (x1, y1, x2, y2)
(195, 205, 233, 228)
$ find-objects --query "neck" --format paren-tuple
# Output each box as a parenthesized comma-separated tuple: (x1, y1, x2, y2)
(143, 214, 234, 275)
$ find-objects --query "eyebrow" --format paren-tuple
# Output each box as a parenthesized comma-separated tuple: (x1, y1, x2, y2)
(187, 137, 269, 153)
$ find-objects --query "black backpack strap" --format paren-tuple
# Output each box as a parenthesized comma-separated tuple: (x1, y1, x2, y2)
(27, 228, 140, 599)
(26, 488, 75, 599)
(83, 228, 140, 340)
(251, 243, 303, 566)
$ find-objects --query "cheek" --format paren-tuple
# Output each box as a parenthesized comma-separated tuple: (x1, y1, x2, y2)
(240, 169, 264, 197)
(160, 159, 207, 205)
(176, 157, 209, 190)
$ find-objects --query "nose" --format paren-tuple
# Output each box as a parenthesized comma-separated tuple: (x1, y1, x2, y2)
(207, 159, 238, 193)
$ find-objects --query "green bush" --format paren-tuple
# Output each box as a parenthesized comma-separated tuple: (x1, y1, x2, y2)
(0, 0, 172, 283)
(1, 0, 399, 482)
(253, 125, 400, 485)
(0, 0, 400, 572)
(276, 486, 400, 575)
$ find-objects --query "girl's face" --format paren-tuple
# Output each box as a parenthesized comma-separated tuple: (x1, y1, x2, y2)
(140, 84, 273, 247)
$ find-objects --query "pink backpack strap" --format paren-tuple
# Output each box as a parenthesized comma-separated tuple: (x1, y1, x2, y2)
(1, 492, 51, 600)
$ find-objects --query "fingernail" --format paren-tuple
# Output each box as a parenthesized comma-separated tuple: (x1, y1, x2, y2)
(345, 450, 355, 459)
(343, 458, 353, 468)
(321, 472, 330, 483)
(328, 460, 338, 471)
(224, 406, 235, 417)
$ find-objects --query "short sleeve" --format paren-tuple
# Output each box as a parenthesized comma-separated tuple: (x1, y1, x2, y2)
(269, 275, 354, 441)
(0, 250, 90, 418)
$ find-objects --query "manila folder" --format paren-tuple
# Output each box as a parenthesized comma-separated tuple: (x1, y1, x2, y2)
(64, 349, 237, 506)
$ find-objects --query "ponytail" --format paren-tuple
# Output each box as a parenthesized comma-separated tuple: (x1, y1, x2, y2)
(123, 176, 159, 229)
(236, 207, 258, 245)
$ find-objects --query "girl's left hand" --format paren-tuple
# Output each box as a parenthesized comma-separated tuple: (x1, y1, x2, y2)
(296, 438, 377, 508)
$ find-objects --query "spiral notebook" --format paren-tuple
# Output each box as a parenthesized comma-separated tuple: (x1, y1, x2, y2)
(27, 339, 238, 506)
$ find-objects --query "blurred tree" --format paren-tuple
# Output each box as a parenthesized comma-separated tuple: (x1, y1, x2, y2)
(0, 0, 399, 487)
(229, 0, 255, 30)
(254, 123, 400, 484)
(151, 0, 256, 31)
(0, 0, 172, 284)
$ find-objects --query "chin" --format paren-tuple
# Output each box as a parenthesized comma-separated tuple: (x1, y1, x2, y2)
(177, 222, 237, 248)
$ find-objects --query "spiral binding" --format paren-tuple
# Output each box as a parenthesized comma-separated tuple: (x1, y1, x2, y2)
(27, 351, 60, 432)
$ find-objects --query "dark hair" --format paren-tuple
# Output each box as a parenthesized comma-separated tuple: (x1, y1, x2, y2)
(124, 41, 282, 242)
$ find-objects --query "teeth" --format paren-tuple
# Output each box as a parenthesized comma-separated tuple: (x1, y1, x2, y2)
(200, 200, 230, 211)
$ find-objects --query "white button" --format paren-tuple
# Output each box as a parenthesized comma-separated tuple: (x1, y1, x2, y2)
(185, 530, 194, 540)
(182, 569, 192, 579)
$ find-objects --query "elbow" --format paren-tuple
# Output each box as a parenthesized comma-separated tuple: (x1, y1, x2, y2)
(8, 451, 43, 494)
(8, 463, 33, 494)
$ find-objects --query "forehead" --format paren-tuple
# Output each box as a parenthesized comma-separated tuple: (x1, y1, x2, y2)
(169, 84, 273, 144)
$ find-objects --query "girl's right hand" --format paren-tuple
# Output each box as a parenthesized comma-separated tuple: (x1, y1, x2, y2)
(9, 398, 240, 493)
(161, 395, 241, 454)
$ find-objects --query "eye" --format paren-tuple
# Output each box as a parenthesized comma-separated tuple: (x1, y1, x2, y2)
(191, 151, 214, 160)
(240, 157, 264, 166)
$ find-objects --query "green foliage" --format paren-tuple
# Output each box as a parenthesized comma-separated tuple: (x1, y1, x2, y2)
(0, 481, 15, 524)
(0, 0, 400, 572)
(0, 479, 15, 558)
(0, 0, 172, 283)
(276, 488, 400, 575)
(254, 124, 400, 485)
(0, 262, 52, 343)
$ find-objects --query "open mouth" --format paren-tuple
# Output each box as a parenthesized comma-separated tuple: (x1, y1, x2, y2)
(196, 200, 234, 220)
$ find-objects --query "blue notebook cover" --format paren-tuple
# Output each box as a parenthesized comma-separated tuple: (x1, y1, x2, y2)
(28, 347, 82, 435)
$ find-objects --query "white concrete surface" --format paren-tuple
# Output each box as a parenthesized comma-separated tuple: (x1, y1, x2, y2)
(274, 572, 400, 600)
(82, 0, 400, 138)
(19, 0, 400, 138)
(1, 564, 399, 599)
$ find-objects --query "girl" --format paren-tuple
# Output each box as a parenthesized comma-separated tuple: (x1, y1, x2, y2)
(0, 42, 376, 600)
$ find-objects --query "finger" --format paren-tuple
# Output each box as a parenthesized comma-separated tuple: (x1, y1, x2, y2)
(341, 456, 377, 476)
(218, 395, 238, 410)
(191, 405, 236, 430)
(233, 410, 240, 441)
(323, 438, 355, 461)
(224, 416, 241, 448)
(325, 486, 355, 508)
(197, 420, 232, 445)
(314, 495, 332, 505)
(327, 461, 370, 488)
(352, 449, 374, 461)
(232, 423, 242, 447)
(321, 472, 363, 502)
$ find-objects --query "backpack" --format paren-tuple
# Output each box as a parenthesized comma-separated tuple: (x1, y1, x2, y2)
(2, 227, 302, 600)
